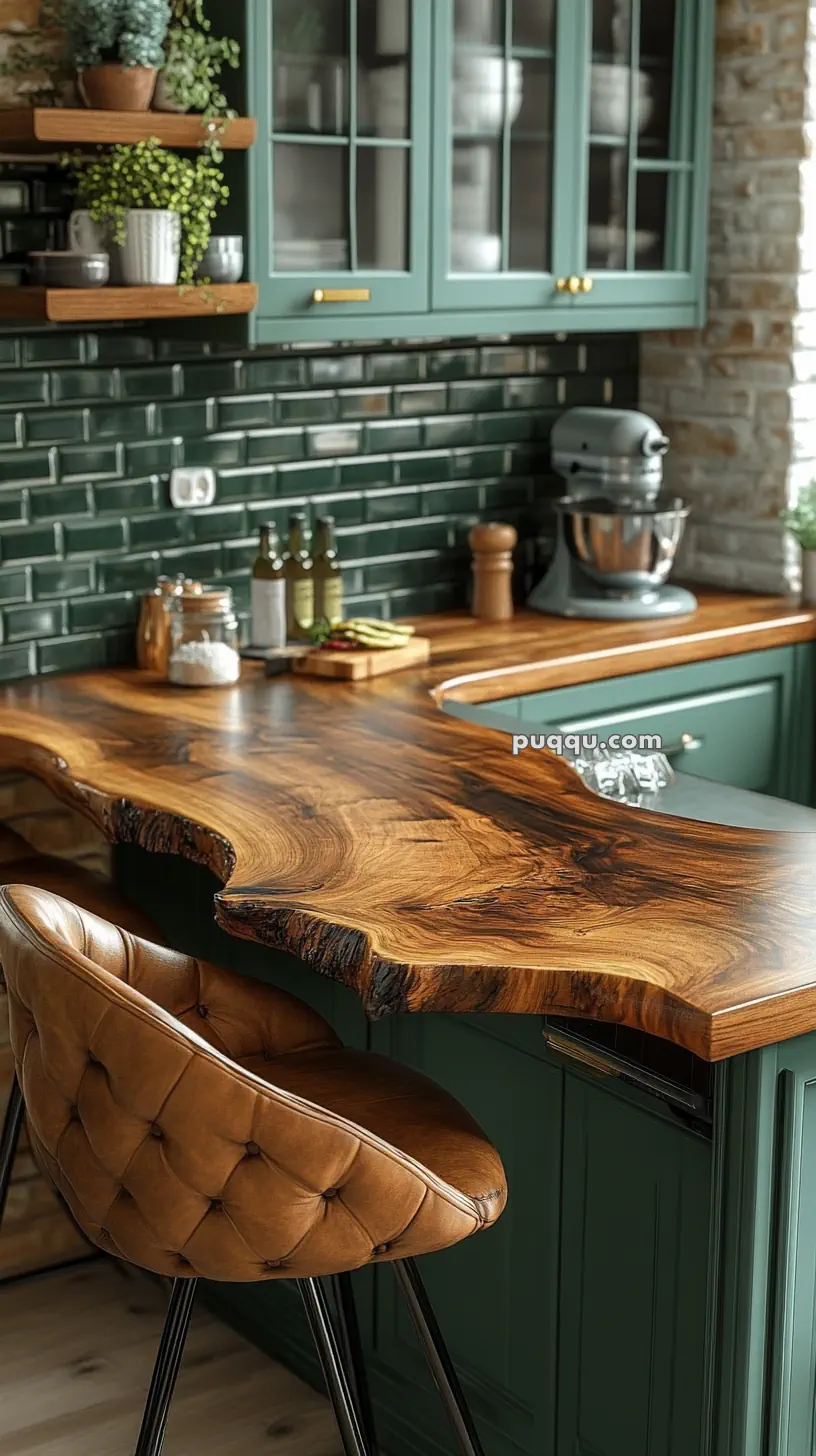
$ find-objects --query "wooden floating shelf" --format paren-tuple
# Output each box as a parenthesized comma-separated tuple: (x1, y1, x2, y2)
(0, 107, 257, 151)
(0, 284, 258, 323)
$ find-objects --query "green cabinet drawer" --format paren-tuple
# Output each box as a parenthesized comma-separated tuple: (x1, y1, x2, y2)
(538, 680, 779, 792)
(448, 646, 815, 805)
(519, 651, 797, 796)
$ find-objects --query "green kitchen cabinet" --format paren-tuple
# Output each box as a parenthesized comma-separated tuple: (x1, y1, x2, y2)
(240, 0, 715, 344)
(446, 645, 816, 805)
(367, 1013, 711, 1456)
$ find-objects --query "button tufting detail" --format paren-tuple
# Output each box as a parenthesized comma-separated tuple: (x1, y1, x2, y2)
(0, 883, 507, 1288)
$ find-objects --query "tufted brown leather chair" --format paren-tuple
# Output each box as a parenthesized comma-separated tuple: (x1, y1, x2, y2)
(0, 883, 506, 1456)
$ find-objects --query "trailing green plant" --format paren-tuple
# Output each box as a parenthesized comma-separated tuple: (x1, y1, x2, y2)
(64, 0, 170, 70)
(782, 484, 816, 552)
(0, 0, 74, 106)
(162, 0, 239, 117)
(61, 138, 228, 283)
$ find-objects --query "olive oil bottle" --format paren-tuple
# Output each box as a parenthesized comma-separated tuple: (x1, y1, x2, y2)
(251, 522, 286, 649)
(284, 513, 315, 640)
(313, 516, 344, 627)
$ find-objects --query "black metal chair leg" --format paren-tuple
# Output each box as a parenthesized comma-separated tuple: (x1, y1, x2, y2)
(330, 1273, 378, 1454)
(134, 1277, 198, 1456)
(299, 1278, 373, 1456)
(394, 1258, 486, 1456)
(0, 1073, 24, 1231)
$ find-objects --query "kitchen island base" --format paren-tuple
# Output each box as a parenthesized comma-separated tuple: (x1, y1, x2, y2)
(113, 847, 812, 1456)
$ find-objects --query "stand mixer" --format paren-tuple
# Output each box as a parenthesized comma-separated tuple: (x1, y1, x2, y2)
(528, 407, 698, 620)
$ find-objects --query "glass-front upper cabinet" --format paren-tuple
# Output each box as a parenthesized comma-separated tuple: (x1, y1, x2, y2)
(432, 0, 576, 313)
(248, 0, 713, 339)
(432, 0, 713, 324)
(251, 0, 432, 323)
(579, 0, 710, 312)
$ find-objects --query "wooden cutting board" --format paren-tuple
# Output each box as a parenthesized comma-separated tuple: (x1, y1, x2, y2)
(292, 636, 431, 681)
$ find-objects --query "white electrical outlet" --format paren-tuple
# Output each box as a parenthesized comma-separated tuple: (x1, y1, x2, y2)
(169, 467, 217, 509)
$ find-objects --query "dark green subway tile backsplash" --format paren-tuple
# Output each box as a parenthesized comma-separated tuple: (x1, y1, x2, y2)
(0, 328, 638, 680)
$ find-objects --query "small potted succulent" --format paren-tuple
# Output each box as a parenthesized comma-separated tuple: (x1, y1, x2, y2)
(61, 138, 228, 285)
(154, 0, 240, 117)
(782, 483, 816, 604)
(65, 0, 170, 111)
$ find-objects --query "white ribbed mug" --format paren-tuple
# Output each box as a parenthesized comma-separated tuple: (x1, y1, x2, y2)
(120, 209, 181, 286)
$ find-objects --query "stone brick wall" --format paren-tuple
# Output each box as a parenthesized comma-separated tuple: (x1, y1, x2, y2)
(0, 775, 103, 1279)
(640, 0, 812, 592)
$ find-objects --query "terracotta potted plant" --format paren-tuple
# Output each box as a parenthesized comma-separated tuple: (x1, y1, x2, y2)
(66, 0, 170, 111)
(782, 483, 816, 605)
(62, 137, 228, 285)
(153, 0, 239, 115)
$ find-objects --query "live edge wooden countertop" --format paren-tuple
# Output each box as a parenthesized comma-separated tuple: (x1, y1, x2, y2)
(1, 589, 816, 1063)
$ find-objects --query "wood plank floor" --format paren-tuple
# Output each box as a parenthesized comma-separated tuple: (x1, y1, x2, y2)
(0, 1260, 343, 1455)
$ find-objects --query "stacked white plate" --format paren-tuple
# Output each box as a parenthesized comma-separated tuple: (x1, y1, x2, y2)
(275, 240, 349, 271)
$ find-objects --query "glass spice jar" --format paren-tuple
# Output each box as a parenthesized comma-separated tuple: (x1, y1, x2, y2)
(167, 584, 241, 688)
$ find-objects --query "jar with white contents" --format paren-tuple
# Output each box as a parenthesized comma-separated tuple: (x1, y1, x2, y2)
(167, 585, 241, 687)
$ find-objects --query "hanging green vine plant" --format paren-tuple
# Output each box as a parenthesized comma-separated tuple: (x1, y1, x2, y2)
(61, 138, 229, 285)
(160, 0, 239, 118)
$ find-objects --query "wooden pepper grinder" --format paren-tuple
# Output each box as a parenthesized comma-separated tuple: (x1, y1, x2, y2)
(468, 522, 518, 621)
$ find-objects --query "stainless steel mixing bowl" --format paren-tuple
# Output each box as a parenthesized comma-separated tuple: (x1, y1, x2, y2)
(559, 495, 690, 591)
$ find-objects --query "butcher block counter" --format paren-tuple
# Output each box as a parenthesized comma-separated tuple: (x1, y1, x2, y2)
(2, 587, 816, 1456)
(0, 589, 814, 1061)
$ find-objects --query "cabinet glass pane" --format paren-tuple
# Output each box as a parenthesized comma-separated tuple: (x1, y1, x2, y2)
(513, 0, 555, 49)
(635, 172, 680, 270)
(452, 143, 501, 270)
(274, 145, 350, 271)
(454, 0, 503, 48)
(357, 148, 409, 268)
(359, 0, 410, 138)
(588, 0, 688, 272)
(450, 1, 554, 274)
(270, 1, 413, 277)
(273, 0, 350, 135)
(639, 0, 676, 158)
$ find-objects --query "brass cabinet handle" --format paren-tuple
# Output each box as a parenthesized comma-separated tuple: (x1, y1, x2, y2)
(556, 276, 594, 295)
(312, 288, 371, 304)
(664, 732, 705, 759)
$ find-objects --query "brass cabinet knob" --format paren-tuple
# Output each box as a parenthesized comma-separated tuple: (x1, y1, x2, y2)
(556, 275, 594, 296)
